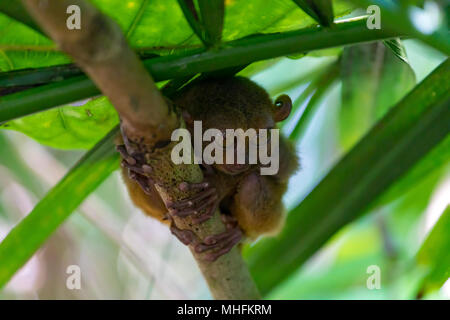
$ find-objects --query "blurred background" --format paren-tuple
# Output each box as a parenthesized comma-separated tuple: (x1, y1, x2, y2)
(0, 37, 448, 299)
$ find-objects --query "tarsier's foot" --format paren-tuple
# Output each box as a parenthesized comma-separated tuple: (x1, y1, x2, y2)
(194, 214, 243, 262)
(169, 214, 243, 262)
(167, 180, 219, 224)
(169, 221, 197, 246)
(117, 144, 154, 193)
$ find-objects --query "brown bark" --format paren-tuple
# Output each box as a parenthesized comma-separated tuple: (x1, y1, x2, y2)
(23, 0, 178, 145)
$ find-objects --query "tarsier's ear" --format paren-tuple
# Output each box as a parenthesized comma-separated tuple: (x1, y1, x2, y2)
(273, 94, 292, 122)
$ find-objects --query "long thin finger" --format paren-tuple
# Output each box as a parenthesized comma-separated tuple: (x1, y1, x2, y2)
(116, 145, 137, 165)
(179, 181, 210, 191)
(168, 188, 216, 209)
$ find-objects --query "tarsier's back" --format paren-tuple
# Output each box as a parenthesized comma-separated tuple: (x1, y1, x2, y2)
(173, 76, 276, 131)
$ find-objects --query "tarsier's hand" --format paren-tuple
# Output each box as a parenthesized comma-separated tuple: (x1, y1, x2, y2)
(169, 214, 242, 262)
(166, 178, 219, 224)
(166, 167, 243, 261)
(194, 214, 243, 261)
(117, 144, 154, 193)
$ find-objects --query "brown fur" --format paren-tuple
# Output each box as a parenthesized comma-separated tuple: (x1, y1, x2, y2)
(121, 76, 298, 240)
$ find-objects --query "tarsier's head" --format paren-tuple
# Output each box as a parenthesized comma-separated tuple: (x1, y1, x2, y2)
(173, 76, 292, 175)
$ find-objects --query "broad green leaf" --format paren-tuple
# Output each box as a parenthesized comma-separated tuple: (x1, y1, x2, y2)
(0, 127, 120, 288)
(339, 40, 416, 150)
(0, 12, 70, 71)
(0, 0, 41, 33)
(247, 59, 450, 295)
(1, 17, 401, 150)
(0, 0, 356, 71)
(1, 97, 119, 150)
(416, 206, 450, 291)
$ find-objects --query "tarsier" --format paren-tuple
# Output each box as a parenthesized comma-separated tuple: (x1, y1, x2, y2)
(116, 77, 298, 261)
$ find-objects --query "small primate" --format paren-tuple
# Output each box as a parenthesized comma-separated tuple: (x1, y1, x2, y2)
(117, 77, 298, 261)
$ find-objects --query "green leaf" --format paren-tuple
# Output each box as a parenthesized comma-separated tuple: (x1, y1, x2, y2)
(176, 0, 206, 46)
(0, 12, 70, 72)
(176, 0, 224, 47)
(0, 17, 401, 126)
(416, 205, 450, 291)
(375, 133, 450, 206)
(247, 59, 450, 295)
(0, 127, 120, 288)
(0, 0, 42, 33)
(1, 96, 119, 150)
(339, 40, 416, 150)
(293, 0, 334, 26)
(0, 0, 355, 71)
(289, 62, 339, 141)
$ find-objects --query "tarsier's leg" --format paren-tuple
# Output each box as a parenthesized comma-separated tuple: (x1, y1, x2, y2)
(231, 172, 287, 240)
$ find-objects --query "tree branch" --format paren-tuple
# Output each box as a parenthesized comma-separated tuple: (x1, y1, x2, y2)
(22, 0, 177, 145)
(22, 0, 259, 299)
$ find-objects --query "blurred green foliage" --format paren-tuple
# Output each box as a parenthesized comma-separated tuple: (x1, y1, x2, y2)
(0, 0, 448, 299)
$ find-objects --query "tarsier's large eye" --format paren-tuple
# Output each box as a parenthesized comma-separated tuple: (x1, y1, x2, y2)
(274, 94, 292, 122)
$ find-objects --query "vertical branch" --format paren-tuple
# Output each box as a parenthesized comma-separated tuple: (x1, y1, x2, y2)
(22, 0, 178, 145)
(22, 0, 260, 299)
